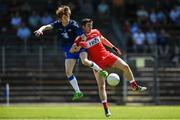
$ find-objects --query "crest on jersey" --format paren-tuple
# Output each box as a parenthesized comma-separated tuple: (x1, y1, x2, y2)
(61, 33, 69, 39)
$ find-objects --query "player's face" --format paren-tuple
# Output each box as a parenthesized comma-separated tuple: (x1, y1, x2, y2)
(83, 22, 93, 34)
(61, 14, 70, 25)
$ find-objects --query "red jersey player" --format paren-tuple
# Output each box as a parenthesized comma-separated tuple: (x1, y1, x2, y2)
(70, 18, 147, 117)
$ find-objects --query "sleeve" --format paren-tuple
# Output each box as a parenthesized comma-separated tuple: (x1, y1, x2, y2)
(50, 20, 59, 30)
(72, 20, 83, 36)
(74, 36, 82, 46)
(94, 29, 102, 38)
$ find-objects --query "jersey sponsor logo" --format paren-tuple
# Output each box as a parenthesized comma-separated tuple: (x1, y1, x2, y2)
(86, 37, 100, 48)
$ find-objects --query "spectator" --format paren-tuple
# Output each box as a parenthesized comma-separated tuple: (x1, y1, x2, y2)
(17, 22, 31, 41)
(40, 12, 53, 25)
(123, 21, 134, 52)
(132, 29, 146, 52)
(21, 2, 31, 14)
(80, 0, 94, 17)
(28, 11, 40, 28)
(97, 0, 110, 20)
(46, 0, 56, 13)
(10, 12, 22, 28)
(123, 20, 131, 33)
(17, 22, 31, 52)
(146, 28, 157, 52)
(136, 5, 149, 24)
(149, 9, 158, 24)
(157, 10, 166, 24)
(157, 29, 170, 56)
(130, 22, 139, 34)
(169, 6, 180, 24)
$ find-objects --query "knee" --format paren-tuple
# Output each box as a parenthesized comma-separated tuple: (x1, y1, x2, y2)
(123, 64, 130, 72)
(65, 70, 72, 77)
(81, 59, 89, 66)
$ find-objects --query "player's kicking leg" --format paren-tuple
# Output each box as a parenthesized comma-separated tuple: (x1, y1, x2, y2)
(80, 52, 108, 78)
(111, 57, 147, 91)
(93, 70, 111, 117)
(65, 59, 83, 101)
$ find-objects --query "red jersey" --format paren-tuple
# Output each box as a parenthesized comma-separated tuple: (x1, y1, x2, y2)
(75, 29, 111, 62)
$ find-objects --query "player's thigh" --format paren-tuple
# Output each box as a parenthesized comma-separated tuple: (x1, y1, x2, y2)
(65, 59, 77, 72)
(111, 57, 128, 70)
(93, 70, 105, 87)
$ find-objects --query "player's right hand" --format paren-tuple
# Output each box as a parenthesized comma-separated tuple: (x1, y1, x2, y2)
(34, 30, 43, 37)
(79, 42, 87, 48)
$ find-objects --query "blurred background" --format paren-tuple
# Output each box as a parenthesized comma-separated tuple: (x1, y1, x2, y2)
(0, 0, 180, 105)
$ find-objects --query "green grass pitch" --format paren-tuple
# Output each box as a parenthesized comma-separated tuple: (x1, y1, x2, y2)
(0, 104, 180, 120)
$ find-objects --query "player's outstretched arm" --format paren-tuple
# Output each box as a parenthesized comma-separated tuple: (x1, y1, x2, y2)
(34, 24, 53, 37)
(101, 36, 114, 48)
(101, 36, 122, 55)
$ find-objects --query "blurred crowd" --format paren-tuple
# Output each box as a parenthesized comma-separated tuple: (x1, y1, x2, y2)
(0, 0, 179, 65)
(121, 0, 180, 65)
(0, 0, 116, 41)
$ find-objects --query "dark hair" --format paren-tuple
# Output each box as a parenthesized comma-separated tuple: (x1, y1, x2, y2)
(56, 5, 71, 18)
(81, 18, 93, 26)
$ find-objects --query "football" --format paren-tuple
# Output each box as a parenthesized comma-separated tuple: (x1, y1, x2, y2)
(106, 73, 120, 86)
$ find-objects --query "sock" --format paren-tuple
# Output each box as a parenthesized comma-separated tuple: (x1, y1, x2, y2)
(102, 100, 109, 111)
(102, 100, 110, 115)
(90, 61, 102, 71)
(68, 75, 80, 92)
(130, 80, 138, 90)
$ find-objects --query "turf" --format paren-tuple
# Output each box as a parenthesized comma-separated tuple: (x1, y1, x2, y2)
(0, 104, 180, 120)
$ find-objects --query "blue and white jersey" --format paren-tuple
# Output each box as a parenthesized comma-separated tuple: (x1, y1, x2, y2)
(50, 19, 83, 48)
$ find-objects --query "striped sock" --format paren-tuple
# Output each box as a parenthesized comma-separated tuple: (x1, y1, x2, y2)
(68, 75, 80, 92)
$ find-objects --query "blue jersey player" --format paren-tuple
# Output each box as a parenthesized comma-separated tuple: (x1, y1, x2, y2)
(34, 5, 84, 101)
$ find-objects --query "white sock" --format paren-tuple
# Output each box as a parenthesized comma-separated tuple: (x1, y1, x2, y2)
(102, 100, 107, 103)
(90, 61, 102, 71)
(68, 75, 81, 92)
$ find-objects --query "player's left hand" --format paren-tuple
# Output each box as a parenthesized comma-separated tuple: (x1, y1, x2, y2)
(112, 47, 122, 56)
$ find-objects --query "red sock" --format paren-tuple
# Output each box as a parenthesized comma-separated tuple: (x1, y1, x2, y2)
(130, 80, 138, 90)
(102, 102, 108, 109)
(103, 101, 109, 114)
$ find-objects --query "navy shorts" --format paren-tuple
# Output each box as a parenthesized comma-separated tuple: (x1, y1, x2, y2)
(63, 46, 86, 59)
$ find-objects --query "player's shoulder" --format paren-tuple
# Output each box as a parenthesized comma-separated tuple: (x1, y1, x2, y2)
(50, 20, 61, 28)
(91, 29, 101, 34)
(52, 20, 61, 25)
(69, 19, 79, 27)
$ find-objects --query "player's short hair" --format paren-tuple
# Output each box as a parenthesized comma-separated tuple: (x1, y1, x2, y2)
(56, 5, 71, 18)
(81, 18, 93, 26)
